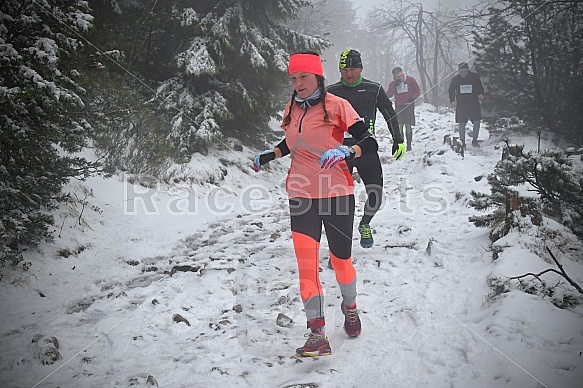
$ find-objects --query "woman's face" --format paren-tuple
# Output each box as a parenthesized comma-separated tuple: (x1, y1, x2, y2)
(290, 72, 319, 99)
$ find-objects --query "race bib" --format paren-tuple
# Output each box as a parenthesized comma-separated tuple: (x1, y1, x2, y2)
(460, 84, 472, 94)
(397, 83, 409, 93)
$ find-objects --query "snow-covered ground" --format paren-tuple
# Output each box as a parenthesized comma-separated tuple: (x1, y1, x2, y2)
(1, 104, 581, 388)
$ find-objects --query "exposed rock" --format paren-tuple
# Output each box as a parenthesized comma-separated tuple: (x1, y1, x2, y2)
(172, 313, 191, 326)
(276, 313, 294, 328)
(146, 375, 159, 387)
(426, 238, 435, 256)
(32, 334, 62, 365)
(168, 264, 201, 277)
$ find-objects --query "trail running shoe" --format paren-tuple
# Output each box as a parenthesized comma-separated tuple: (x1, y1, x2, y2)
(358, 224, 374, 248)
(472, 140, 480, 148)
(295, 333, 332, 358)
(341, 302, 362, 338)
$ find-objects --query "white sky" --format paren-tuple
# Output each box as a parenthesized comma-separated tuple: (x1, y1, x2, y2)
(354, 0, 475, 20)
(1, 104, 582, 387)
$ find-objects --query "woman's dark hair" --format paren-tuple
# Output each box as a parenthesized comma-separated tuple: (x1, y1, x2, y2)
(282, 52, 330, 127)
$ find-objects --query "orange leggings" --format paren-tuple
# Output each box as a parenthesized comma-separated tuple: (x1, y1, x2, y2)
(289, 196, 357, 322)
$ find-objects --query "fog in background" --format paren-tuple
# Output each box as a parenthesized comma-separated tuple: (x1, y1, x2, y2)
(354, 0, 473, 20)
(313, 0, 485, 106)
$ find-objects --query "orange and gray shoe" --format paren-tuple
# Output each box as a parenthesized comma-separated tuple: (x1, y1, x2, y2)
(296, 333, 332, 358)
(341, 301, 362, 337)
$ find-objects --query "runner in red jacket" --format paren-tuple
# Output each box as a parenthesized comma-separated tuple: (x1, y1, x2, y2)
(386, 67, 421, 151)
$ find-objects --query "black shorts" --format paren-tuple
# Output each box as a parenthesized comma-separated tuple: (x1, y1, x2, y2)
(396, 104, 415, 125)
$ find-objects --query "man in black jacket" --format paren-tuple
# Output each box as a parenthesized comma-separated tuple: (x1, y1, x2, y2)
(448, 62, 485, 147)
(327, 49, 404, 251)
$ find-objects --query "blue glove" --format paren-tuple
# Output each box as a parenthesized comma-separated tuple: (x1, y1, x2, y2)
(392, 143, 405, 160)
(253, 150, 275, 172)
(320, 145, 355, 169)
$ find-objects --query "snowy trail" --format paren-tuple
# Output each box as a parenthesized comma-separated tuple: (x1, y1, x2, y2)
(55, 108, 500, 387)
(3, 105, 581, 388)
(26, 189, 490, 387)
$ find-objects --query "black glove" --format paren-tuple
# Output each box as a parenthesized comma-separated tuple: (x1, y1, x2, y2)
(408, 96, 416, 103)
(253, 150, 276, 172)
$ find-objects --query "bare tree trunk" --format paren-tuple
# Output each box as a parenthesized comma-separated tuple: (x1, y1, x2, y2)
(372, 0, 472, 107)
(416, 5, 428, 100)
(432, 22, 440, 106)
(524, 14, 556, 132)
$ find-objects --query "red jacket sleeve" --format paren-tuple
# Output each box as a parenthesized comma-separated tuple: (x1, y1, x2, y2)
(386, 81, 396, 98)
(411, 78, 421, 99)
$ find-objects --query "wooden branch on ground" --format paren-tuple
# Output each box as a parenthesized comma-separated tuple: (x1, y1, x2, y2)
(508, 248, 583, 295)
(546, 247, 583, 294)
(509, 268, 560, 284)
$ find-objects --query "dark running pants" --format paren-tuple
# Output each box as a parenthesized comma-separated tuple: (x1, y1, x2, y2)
(289, 195, 357, 323)
(347, 152, 383, 225)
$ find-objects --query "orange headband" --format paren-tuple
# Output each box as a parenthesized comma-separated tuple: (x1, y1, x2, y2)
(288, 53, 324, 76)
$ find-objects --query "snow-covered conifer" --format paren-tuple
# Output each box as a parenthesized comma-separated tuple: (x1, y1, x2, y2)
(0, 0, 96, 266)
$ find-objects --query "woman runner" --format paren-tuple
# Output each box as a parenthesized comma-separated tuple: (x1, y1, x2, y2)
(253, 52, 378, 357)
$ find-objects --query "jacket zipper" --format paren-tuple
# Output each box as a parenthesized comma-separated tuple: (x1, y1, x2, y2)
(298, 107, 309, 133)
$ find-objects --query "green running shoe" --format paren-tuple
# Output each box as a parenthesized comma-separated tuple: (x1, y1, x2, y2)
(358, 224, 374, 248)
